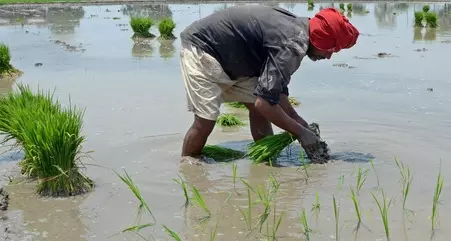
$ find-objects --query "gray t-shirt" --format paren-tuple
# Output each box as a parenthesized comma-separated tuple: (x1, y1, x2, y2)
(180, 5, 310, 105)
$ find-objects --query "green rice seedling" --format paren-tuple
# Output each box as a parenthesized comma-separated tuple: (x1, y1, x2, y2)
(173, 175, 189, 207)
(216, 113, 245, 127)
(158, 17, 176, 40)
(210, 193, 232, 241)
(226, 102, 247, 109)
(163, 225, 183, 241)
(191, 184, 211, 223)
(423, 4, 430, 13)
(371, 189, 392, 241)
(130, 16, 155, 38)
(299, 150, 310, 179)
(311, 192, 320, 212)
(307, 0, 314, 8)
(252, 175, 280, 234)
(430, 168, 444, 233)
(248, 132, 295, 164)
(232, 163, 237, 190)
(394, 158, 414, 212)
(347, 3, 353, 12)
(0, 43, 13, 74)
(333, 195, 340, 241)
(369, 160, 380, 188)
(115, 169, 156, 237)
(238, 187, 253, 231)
(270, 202, 285, 241)
(349, 187, 362, 230)
(414, 11, 425, 27)
(337, 175, 344, 191)
(0, 84, 93, 196)
(289, 96, 301, 106)
(299, 208, 311, 241)
(425, 12, 438, 28)
(339, 3, 345, 11)
(201, 145, 246, 162)
(355, 167, 369, 195)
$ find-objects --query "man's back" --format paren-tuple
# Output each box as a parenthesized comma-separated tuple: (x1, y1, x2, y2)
(180, 5, 310, 80)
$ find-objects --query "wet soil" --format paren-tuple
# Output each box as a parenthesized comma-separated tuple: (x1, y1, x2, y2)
(333, 63, 357, 68)
(0, 188, 9, 211)
(0, 69, 23, 85)
(51, 40, 86, 52)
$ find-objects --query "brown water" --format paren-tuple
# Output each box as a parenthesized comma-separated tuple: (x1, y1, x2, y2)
(0, 1, 451, 241)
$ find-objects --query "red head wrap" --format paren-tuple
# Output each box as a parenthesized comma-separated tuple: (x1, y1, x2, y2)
(309, 8, 359, 53)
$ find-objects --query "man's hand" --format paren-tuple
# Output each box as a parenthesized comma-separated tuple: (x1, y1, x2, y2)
(279, 94, 309, 128)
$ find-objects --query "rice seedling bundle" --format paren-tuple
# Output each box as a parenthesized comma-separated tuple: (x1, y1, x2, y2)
(226, 102, 247, 109)
(288, 97, 301, 106)
(202, 145, 246, 162)
(0, 43, 13, 74)
(158, 17, 176, 40)
(247, 132, 296, 164)
(130, 17, 155, 38)
(216, 113, 245, 127)
(0, 84, 93, 196)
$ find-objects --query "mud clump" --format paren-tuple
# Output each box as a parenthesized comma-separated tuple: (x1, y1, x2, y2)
(333, 63, 356, 69)
(0, 187, 9, 211)
(414, 48, 428, 52)
(51, 40, 86, 53)
(305, 123, 330, 164)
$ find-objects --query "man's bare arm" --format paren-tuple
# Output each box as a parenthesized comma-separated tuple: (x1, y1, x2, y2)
(279, 94, 309, 128)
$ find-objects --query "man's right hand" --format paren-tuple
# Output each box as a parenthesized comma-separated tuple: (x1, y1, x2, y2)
(296, 127, 321, 149)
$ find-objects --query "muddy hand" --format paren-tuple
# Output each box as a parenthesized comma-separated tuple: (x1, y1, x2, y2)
(297, 127, 321, 149)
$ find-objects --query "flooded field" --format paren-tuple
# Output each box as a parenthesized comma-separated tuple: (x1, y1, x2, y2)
(0, 1, 451, 241)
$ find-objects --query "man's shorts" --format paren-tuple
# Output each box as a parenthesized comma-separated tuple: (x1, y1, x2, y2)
(180, 41, 257, 121)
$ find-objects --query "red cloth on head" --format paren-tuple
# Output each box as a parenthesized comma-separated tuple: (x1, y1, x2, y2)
(309, 8, 359, 53)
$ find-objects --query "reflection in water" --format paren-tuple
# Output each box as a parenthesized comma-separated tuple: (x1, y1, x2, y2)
(40, 7, 85, 35)
(158, 40, 176, 60)
(414, 27, 437, 41)
(353, 4, 370, 14)
(374, 2, 397, 29)
(132, 40, 154, 59)
(121, 4, 172, 20)
(394, 2, 410, 12)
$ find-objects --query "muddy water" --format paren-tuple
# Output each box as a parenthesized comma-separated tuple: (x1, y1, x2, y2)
(0, 1, 451, 241)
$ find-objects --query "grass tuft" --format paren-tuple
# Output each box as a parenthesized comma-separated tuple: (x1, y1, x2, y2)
(431, 166, 444, 234)
(425, 12, 438, 28)
(158, 17, 176, 40)
(299, 208, 311, 241)
(226, 102, 247, 109)
(247, 132, 295, 164)
(0, 84, 93, 196)
(201, 145, 246, 162)
(216, 113, 245, 127)
(130, 16, 155, 38)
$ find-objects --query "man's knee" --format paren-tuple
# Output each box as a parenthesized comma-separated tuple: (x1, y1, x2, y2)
(192, 114, 216, 135)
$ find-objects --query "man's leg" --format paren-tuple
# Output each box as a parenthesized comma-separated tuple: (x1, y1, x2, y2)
(244, 103, 274, 141)
(182, 114, 216, 157)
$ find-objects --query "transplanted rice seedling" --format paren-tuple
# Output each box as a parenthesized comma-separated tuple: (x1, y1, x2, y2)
(288, 96, 301, 106)
(355, 166, 369, 195)
(232, 163, 237, 189)
(371, 189, 392, 241)
(425, 12, 438, 28)
(332, 195, 340, 241)
(311, 192, 320, 212)
(347, 3, 353, 12)
(216, 113, 245, 127)
(115, 169, 156, 237)
(163, 225, 183, 241)
(423, 4, 430, 13)
(173, 174, 189, 207)
(247, 132, 295, 164)
(369, 160, 380, 188)
(349, 187, 362, 231)
(226, 101, 247, 109)
(0, 84, 93, 196)
(0, 43, 13, 75)
(299, 208, 311, 241)
(158, 17, 176, 40)
(210, 193, 232, 241)
(430, 167, 444, 234)
(414, 11, 425, 27)
(298, 150, 310, 179)
(190, 184, 211, 223)
(201, 145, 246, 162)
(238, 186, 253, 231)
(339, 3, 345, 12)
(130, 16, 155, 38)
(394, 158, 413, 212)
(307, 0, 314, 10)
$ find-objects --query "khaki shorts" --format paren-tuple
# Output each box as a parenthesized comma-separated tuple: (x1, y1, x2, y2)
(180, 41, 257, 121)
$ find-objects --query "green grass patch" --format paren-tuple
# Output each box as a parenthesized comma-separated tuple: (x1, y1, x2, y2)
(130, 17, 155, 38)
(201, 145, 246, 162)
(226, 102, 247, 109)
(247, 132, 296, 164)
(0, 84, 93, 196)
(216, 113, 245, 127)
(158, 17, 176, 40)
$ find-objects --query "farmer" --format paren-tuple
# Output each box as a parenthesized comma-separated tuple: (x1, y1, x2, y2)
(179, 5, 359, 158)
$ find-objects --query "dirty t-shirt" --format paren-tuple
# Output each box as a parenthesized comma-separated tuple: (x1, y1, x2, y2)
(180, 5, 310, 105)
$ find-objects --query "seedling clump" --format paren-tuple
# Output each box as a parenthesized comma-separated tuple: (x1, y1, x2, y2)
(248, 132, 295, 164)
(0, 84, 93, 196)
(158, 17, 176, 40)
(414, 5, 438, 28)
(130, 16, 155, 38)
(339, 3, 345, 12)
(347, 3, 353, 12)
(226, 101, 247, 109)
(0, 43, 22, 82)
(202, 145, 245, 162)
(216, 113, 245, 127)
(307, 0, 314, 10)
